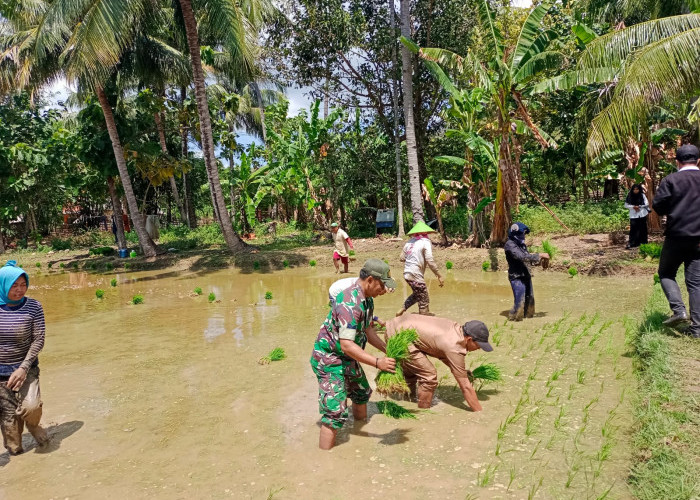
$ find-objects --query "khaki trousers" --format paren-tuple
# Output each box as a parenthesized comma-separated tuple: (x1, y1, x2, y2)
(0, 366, 48, 454)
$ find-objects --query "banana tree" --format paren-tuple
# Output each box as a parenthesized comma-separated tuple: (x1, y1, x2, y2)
(229, 144, 270, 234)
(422, 179, 460, 246)
(406, 0, 560, 244)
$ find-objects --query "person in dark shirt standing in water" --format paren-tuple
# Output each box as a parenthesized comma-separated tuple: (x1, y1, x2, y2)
(504, 223, 550, 321)
(652, 144, 700, 338)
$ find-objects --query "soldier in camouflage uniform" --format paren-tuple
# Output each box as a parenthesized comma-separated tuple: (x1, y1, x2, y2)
(311, 259, 398, 450)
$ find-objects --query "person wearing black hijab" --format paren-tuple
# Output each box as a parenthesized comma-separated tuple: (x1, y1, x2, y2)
(504, 223, 550, 321)
(624, 183, 649, 249)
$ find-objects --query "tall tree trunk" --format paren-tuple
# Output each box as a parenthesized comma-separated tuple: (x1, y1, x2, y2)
(153, 111, 187, 223)
(436, 210, 447, 246)
(400, 0, 424, 223)
(96, 87, 158, 257)
(642, 138, 662, 232)
(490, 111, 518, 245)
(0, 219, 5, 254)
(388, 0, 405, 237)
(462, 148, 481, 247)
(179, 0, 247, 253)
(581, 161, 590, 201)
(107, 176, 127, 250)
(180, 86, 197, 228)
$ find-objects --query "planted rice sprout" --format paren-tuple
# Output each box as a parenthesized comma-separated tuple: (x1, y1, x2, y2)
(194, 287, 203, 295)
(283, 259, 290, 268)
(375, 327, 419, 396)
(208, 292, 216, 302)
(131, 294, 144, 305)
(253, 260, 261, 270)
(445, 261, 453, 270)
(110, 278, 117, 287)
(568, 266, 578, 277)
(265, 291, 273, 300)
(507, 466, 516, 492)
(258, 347, 286, 365)
(577, 369, 586, 384)
(376, 400, 417, 420)
(95, 289, 105, 299)
(309, 260, 317, 267)
(554, 406, 566, 430)
(481, 261, 490, 271)
(477, 463, 498, 487)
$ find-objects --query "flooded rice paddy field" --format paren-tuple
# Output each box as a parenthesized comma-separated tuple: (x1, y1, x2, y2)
(0, 265, 651, 499)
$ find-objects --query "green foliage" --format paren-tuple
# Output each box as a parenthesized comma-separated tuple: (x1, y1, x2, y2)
(129, 250, 137, 258)
(208, 292, 216, 302)
(110, 278, 118, 287)
(47, 262, 52, 269)
(59, 263, 65, 269)
(568, 267, 579, 277)
(518, 202, 628, 234)
(35, 262, 41, 268)
(482, 261, 490, 271)
(89, 246, 115, 257)
(253, 261, 261, 270)
(541, 240, 558, 260)
(283, 259, 290, 268)
(309, 260, 317, 267)
(265, 291, 273, 300)
(51, 238, 72, 251)
(194, 287, 203, 295)
(639, 243, 662, 259)
(653, 273, 660, 285)
(446, 261, 454, 270)
(95, 289, 105, 299)
(376, 401, 417, 420)
(158, 224, 226, 250)
(376, 328, 419, 396)
(349, 250, 356, 257)
(258, 347, 286, 364)
(131, 295, 144, 305)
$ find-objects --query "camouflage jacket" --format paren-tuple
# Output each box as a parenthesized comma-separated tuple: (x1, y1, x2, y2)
(312, 282, 374, 362)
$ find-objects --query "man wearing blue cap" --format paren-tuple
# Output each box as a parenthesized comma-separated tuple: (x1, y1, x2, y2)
(652, 144, 700, 338)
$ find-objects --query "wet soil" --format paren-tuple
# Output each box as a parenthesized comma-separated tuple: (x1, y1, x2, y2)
(0, 263, 650, 499)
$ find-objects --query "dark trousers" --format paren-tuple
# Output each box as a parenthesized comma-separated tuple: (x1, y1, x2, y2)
(509, 277, 535, 320)
(404, 280, 430, 313)
(658, 237, 700, 337)
(628, 216, 648, 248)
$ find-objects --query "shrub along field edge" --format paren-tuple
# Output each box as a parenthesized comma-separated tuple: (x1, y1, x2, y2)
(627, 284, 700, 500)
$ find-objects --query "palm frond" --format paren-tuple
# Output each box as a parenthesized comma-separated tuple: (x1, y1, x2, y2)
(530, 67, 619, 94)
(478, 0, 503, 61)
(586, 26, 700, 158)
(511, 1, 552, 71)
(512, 50, 563, 86)
(518, 29, 559, 68)
(419, 47, 491, 90)
(579, 13, 700, 69)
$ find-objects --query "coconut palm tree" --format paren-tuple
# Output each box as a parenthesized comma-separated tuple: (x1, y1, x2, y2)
(412, 0, 560, 244)
(176, 0, 273, 252)
(0, 0, 161, 256)
(399, 0, 425, 223)
(388, 0, 406, 237)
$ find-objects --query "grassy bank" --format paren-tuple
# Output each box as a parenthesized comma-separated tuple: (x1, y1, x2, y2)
(627, 285, 700, 499)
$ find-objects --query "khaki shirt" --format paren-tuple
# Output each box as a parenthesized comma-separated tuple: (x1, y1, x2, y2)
(386, 314, 468, 379)
(333, 229, 350, 257)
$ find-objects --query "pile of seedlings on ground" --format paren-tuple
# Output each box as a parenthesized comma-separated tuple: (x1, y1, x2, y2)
(376, 400, 417, 420)
(258, 347, 286, 365)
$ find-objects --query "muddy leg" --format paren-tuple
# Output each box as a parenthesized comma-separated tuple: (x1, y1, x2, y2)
(0, 383, 24, 455)
(524, 278, 535, 318)
(16, 367, 49, 446)
(319, 424, 338, 450)
(509, 279, 526, 321)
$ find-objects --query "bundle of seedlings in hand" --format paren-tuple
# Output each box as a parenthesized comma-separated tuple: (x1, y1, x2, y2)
(375, 327, 418, 396)
(258, 347, 286, 365)
(471, 363, 503, 391)
(376, 400, 417, 419)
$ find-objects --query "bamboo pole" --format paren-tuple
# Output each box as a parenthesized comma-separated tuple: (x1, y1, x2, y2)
(521, 182, 571, 232)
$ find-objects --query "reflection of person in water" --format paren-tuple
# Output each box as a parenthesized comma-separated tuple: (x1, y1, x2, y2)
(504, 223, 549, 321)
(0, 261, 50, 455)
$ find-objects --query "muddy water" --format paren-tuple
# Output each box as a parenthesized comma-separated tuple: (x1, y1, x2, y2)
(0, 265, 651, 499)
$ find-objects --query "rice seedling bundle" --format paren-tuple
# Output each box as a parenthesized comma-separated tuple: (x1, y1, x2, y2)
(194, 287, 202, 295)
(208, 292, 216, 302)
(265, 291, 273, 300)
(258, 347, 286, 365)
(472, 363, 503, 382)
(110, 278, 118, 287)
(375, 327, 418, 396)
(309, 260, 317, 267)
(446, 261, 454, 270)
(376, 400, 416, 419)
(95, 289, 105, 299)
(131, 294, 144, 305)
(482, 261, 490, 271)
(541, 240, 558, 260)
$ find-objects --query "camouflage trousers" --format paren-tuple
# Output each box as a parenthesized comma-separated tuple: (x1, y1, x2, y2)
(404, 279, 430, 313)
(310, 354, 372, 430)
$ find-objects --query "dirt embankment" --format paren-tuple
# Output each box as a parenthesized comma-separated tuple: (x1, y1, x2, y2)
(3, 231, 659, 278)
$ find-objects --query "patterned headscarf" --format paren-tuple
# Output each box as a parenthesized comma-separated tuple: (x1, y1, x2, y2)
(0, 260, 29, 305)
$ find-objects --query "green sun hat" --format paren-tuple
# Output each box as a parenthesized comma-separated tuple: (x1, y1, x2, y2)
(407, 220, 436, 235)
(330, 222, 339, 227)
(362, 258, 397, 289)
